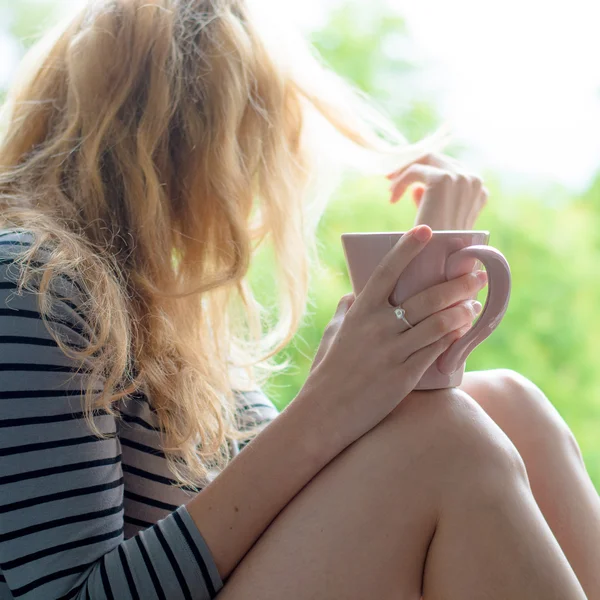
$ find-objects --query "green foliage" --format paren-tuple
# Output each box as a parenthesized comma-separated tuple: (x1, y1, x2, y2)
(310, 0, 440, 141)
(0, 0, 61, 104)
(0, 0, 59, 46)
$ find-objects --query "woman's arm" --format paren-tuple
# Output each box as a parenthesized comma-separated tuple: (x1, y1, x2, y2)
(187, 385, 338, 579)
(0, 247, 219, 599)
(187, 226, 487, 579)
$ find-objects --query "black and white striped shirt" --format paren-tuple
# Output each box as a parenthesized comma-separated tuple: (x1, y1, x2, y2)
(0, 230, 279, 599)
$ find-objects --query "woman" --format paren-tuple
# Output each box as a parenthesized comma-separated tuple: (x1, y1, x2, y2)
(0, 0, 597, 598)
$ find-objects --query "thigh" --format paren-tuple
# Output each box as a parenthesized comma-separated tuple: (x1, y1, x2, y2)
(219, 393, 443, 600)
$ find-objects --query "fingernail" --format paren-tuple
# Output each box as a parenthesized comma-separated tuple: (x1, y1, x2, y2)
(471, 300, 483, 315)
(412, 225, 432, 243)
(475, 270, 488, 286)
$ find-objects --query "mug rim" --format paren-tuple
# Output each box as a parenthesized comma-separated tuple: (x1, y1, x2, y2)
(341, 230, 490, 237)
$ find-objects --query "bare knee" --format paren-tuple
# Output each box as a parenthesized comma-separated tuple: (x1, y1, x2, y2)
(463, 369, 582, 460)
(371, 388, 529, 500)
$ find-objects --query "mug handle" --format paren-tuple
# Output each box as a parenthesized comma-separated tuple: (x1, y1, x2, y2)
(437, 245, 511, 375)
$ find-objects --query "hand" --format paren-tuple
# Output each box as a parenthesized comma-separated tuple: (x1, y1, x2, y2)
(387, 154, 488, 230)
(301, 225, 487, 452)
(310, 294, 355, 373)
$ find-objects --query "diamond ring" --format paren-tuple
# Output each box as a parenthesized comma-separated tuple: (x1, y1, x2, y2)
(394, 306, 414, 329)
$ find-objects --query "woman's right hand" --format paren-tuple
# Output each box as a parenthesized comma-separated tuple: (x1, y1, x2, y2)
(300, 224, 487, 452)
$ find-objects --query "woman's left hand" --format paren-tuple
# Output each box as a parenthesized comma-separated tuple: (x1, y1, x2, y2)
(387, 154, 488, 230)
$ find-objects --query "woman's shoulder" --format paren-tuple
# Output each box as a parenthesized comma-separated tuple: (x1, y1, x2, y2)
(0, 227, 82, 289)
(0, 229, 40, 289)
(0, 228, 36, 261)
(0, 228, 91, 337)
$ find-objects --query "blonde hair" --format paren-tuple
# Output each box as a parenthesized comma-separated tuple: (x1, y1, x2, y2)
(0, 0, 436, 485)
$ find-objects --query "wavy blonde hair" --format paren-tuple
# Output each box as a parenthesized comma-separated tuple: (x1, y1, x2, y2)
(0, 0, 436, 485)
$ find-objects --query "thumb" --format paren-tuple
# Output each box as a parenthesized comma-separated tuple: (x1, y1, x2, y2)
(412, 184, 426, 207)
(311, 294, 355, 372)
(334, 293, 355, 319)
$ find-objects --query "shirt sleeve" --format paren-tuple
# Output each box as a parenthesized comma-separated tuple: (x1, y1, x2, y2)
(233, 390, 279, 454)
(0, 253, 222, 599)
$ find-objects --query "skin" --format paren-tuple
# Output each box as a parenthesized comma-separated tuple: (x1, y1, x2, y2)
(190, 225, 483, 578)
(183, 154, 599, 597)
(218, 387, 587, 600)
(462, 370, 600, 599)
(391, 153, 600, 597)
(387, 153, 489, 231)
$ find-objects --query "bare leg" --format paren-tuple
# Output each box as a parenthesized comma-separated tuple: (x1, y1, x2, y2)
(461, 369, 600, 599)
(219, 389, 585, 599)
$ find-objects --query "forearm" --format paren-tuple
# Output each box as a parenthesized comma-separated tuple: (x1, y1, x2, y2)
(186, 388, 338, 579)
(186, 225, 470, 581)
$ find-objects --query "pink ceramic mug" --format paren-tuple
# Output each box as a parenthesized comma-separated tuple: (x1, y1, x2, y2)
(341, 231, 511, 390)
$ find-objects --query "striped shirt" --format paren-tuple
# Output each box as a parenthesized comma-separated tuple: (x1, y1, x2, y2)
(0, 230, 279, 599)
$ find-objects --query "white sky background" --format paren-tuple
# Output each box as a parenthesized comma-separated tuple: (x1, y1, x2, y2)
(396, 0, 600, 192)
(2, 0, 600, 192)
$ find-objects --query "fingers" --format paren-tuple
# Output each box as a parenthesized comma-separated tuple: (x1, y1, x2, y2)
(411, 185, 426, 207)
(323, 294, 355, 338)
(480, 186, 490, 206)
(387, 153, 465, 180)
(387, 153, 485, 206)
(396, 300, 481, 362)
(358, 226, 432, 308)
(389, 164, 449, 204)
(401, 270, 488, 326)
(311, 294, 355, 372)
(334, 294, 355, 318)
(403, 324, 470, 378)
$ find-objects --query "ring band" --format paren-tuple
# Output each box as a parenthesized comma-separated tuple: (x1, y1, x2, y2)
(394, 306, 414, 329)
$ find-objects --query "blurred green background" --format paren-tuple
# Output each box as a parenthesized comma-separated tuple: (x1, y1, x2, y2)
(2, 0, 599, 490)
